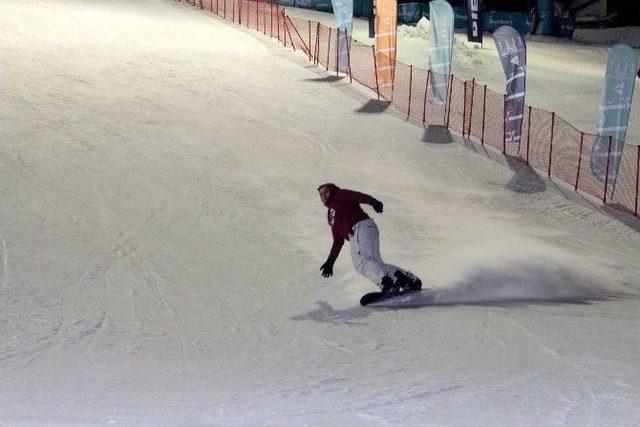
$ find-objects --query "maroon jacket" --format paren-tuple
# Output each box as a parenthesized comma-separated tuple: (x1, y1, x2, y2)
(324, 187, 379, 264)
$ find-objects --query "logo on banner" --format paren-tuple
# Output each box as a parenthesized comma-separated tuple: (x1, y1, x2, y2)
(331, 0, 353, 73)
(494, 26, 527, 145)
(428, 0, 454, 106)
(374, 0, 398, 87)
(591, 44, 638, 183)
(467, 0, 483, 43)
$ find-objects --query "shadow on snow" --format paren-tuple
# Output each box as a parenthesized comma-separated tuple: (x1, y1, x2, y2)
(292, 261, 630, 321)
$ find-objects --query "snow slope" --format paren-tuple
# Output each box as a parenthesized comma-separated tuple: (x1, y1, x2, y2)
(286, 8, 640, 146)
(1, 0, 639, 425)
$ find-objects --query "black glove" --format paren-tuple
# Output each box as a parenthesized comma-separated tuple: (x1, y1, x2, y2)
(320, 260, 334, 277)
(372, 200, 383, 214)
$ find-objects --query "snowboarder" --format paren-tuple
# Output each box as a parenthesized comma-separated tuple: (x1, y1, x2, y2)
(317, 183, 421, 295)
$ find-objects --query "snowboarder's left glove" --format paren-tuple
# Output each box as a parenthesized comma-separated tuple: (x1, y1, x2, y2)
(372, 200, 383, 213)
(320, 260, 334, 277)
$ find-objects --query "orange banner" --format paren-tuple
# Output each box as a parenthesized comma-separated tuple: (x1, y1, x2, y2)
(374, 0, 397, 89)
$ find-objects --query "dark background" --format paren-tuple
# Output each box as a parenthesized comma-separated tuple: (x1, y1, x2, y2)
(395, 0, 640, 26)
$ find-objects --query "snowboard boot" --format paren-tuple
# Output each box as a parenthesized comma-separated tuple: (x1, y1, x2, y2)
(393, 270, 412, 292)
(395, 270, 422, 291)
(409, 278, 422, 291)
(380, 275, 402, 296)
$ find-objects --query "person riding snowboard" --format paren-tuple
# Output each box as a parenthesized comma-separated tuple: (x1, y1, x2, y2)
(317, 183, 421, 295)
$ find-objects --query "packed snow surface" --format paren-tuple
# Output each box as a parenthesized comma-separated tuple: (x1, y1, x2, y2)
(1, 0, 639, 425)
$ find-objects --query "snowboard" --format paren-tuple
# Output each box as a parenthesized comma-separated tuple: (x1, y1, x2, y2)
(360, 289, 421, 306)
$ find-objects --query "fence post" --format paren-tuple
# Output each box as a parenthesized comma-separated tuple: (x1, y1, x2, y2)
(216, 0, 219, 15)
(603, 136, 613, 203)
(276, 5, 280, 42)
(346, 34, 353, 84)
(326, 28, 331, 72)
(481, 85, 487, 145)
(256, 0, 259, 31)
(422, 70, 430, 124)
(284, 16, 295, 51)
(445, 75, 453, 127)
(407, 65, 413, 119)
(245, 0, 249, 27)
(210, 0, 213, 12)
(223, 0, 226, 19)
(283, 12, 287, 47)
(467, 78, 475, 138)
(232, 0, 235, 23)
(238, 0, 242, 25)
(575, 132, 584, 191)
(462, 81, 467, 137)
(635, 145, 639, 217)
(372, 45, 380, 100)
(336, 29, 340, 77)
(548, 112, 555, 177)
(525, 106, 532, 165)
(502, 94, 507, 154)
(289, 16, 310, 57)
(315, 22, 320, 66)
(270, 3, 273, 37)
(308, 21, 312, 62)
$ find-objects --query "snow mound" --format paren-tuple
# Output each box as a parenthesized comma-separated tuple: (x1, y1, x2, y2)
(397, 17, 431, 40)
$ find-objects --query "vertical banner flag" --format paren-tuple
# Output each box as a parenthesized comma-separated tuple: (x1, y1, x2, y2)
(494, 26, 527, 144)
(375, 0, 397, 89)
(428, 0, 454, 106)
(466, 0, 483, 43)
(331, 0, 353, 73)
(591, 44, 638, 182)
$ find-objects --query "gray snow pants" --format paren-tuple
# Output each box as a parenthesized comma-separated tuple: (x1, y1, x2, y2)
(349, 218, 415, 289)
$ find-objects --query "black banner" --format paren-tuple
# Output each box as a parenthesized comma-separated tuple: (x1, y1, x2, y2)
(466, 0, 483, 43)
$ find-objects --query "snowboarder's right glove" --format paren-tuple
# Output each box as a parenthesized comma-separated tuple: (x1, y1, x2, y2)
(372, 200, 383, 214)
(320, 260, 334, 277)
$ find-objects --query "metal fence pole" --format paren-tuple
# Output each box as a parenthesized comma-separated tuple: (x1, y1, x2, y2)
(336, 28, 340, 77)
(445, 74, 453, 127)
(283, 11, 287, 47)
(315, 22, 320, 65)
(481, 85, 487, 145)
(635, 145, 639, 217)
(575, 132, 584, 191)
(502, 94, 507, 154)
(372, 45, 380, 100)
(308, 20, 312, 62)
(467, 78, 475, 138)
(603, 135, 613, 203)
(346, 34, 353, 84)
(525, 106, 532, 164)
(326, 28, 331, 72)
(462, 81, 467, 136)
(284, 16, 295, 51)
(548, 112, 555, 177)
(407, 65, 413, 119)
(422, 70, 430, 124)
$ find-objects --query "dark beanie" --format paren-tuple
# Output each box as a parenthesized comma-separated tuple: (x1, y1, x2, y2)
(317, 183, 340, 192)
